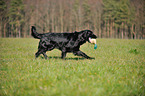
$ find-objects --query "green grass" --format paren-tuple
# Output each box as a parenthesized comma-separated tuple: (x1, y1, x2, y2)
(0, 38, 145, 96)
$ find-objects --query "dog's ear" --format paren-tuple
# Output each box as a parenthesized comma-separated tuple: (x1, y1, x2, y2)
(85, 30, 97, 39)
(76, 30, 86, 41)
(72, 31, 79, 40)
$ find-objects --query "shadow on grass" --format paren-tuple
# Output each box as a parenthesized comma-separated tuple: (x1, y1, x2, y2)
(40, 56, 86, 60)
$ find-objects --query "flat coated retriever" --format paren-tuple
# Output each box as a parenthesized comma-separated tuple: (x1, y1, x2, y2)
(31, 26, 97, 59)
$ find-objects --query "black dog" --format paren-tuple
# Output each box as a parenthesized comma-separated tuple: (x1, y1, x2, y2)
(31, 26, 97, 59)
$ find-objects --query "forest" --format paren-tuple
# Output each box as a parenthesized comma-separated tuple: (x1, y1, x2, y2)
(0, 0, 144, 39)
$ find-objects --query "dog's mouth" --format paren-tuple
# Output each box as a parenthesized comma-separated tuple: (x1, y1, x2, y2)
(88, 37, 91, 43)
(88, 37, 96, 43)
(88, 38, 91, 43)
(86, 33, 97, 43)
(88, 35, 97, 43)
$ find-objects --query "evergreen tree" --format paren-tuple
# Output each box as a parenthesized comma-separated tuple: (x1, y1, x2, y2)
(0, 0, 143, 38)
(0, 0, 7, 37)
(8, 0, 24, 37)
(82, 0, 92, 29)
(0, 0, 7, 19)
(114, 0, 135, 38)
(103, 0, 135, 38)
(102, 0, 118, 38)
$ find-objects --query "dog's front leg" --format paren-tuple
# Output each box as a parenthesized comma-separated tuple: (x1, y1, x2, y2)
(61, 51, 67, 59)
(73, 51, 94, 59)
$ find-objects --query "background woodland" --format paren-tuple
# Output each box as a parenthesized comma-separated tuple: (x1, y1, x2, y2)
(0, 0, 144, 39)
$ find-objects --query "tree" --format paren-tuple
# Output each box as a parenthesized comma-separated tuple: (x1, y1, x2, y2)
(0, 0, 7, 37)
(132, 0, 145, 39)
(102, 0, 135, 39)
(115, 0, 135, 39)
(8, 0, 24, 37)
(82, 0, 92, 29)
(102, 0, 117, 38)
(0, 0, 144, 39)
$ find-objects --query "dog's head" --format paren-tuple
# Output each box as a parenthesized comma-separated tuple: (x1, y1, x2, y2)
(82, 30, 97, 43)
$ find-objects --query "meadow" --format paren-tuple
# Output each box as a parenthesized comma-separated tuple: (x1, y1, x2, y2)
(0, 38, 144, 96)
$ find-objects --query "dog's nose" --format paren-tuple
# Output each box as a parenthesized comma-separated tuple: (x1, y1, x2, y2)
(95, 35, 97, 38)
(93, 34, 97, 38)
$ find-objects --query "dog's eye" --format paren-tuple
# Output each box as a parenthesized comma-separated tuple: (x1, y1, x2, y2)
(89, 32, 93, 34)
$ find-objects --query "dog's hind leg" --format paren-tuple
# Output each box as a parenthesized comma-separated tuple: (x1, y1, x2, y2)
(42, 52, 48, 59)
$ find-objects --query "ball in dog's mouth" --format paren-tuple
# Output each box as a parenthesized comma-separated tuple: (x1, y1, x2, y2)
(89, 38, 97, 49)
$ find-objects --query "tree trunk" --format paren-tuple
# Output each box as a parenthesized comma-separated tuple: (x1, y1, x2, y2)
(115, 27, 118, 38)
(16, 27, 18, 37)
(104, 20, 106, 38)
(134, 25, 136, 39)
(107, 20, 109, 38)
(99, 13, 101, 38)
(121, 22, 123, 39)
(0, 26, 1, 37)
(59, 1, 63, 33)
(11, 24, 14, 37)
(110, 20, 112, 38)
(19, 26, 21, 38)
(131, 24, 133, 39)
(51, 6, 55, 32)
(112, 21, 115, 38)
(60, 12, 63, 32)
(4, 23, 6, 37)
(125, 24, 127, 39)
(29, 26, 31, 37)
(78, 6, 82, 30)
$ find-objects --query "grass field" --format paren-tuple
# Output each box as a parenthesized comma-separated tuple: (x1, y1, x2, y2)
(0, 38, 144, 96)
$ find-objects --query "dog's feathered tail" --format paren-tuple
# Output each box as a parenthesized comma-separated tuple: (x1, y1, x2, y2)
(31, 26, 42, 39)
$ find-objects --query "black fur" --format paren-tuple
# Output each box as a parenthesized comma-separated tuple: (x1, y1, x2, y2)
(31, 26, 97, 59)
